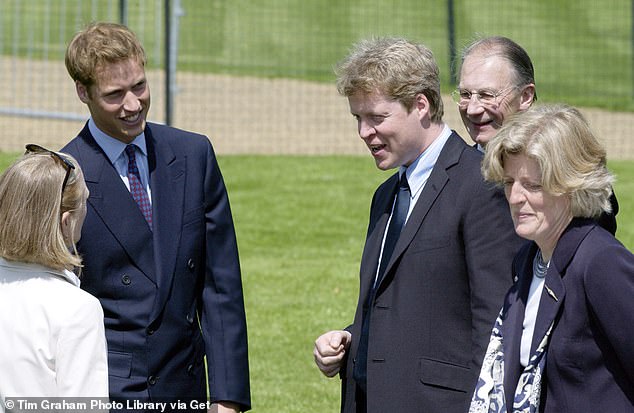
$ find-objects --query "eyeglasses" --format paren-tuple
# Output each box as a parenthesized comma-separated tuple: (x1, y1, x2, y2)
(451, 85, 517, 108)
(24, 144, 76, 201)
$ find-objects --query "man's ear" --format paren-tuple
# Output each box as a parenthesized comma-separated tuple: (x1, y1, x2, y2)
(76, 81, 91, 104)
(519, 84, 536, 111)
(414, 93, 430, 120)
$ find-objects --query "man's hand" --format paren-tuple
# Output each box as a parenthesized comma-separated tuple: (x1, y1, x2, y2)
(313, 330, 352, 377)
(207, 401, 240, 413)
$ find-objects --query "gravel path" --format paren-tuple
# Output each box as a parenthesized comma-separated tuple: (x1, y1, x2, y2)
(2, 59, 632, 159)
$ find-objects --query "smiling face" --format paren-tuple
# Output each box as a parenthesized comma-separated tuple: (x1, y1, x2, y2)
(458, 54, 532, 146)
(348, 91, 428, 170)
(76, 58, 150, 143)
(503, 153, 572, 258)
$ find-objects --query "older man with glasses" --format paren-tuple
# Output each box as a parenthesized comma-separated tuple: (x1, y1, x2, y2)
(454, 37, 619, 242)
(454, 36, 537, 152)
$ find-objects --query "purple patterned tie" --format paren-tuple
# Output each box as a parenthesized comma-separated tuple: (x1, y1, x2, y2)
(125, 145, 152, 229)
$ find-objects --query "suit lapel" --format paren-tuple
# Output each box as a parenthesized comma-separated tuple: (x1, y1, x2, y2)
(77, 126, 156, 284)
(529, 219, 594, 354)
(502, 244, 567, 408)
(531, 270, 565, 354)
(359, 175, 398, 300)
(376, 133, 462, 291)
(146, 127, 186, 321)
(503, 243, 537, 408)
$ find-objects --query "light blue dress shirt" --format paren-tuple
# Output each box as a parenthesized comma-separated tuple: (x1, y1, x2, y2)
(374, 124, 453, 283)
(88, 119, 152, 204)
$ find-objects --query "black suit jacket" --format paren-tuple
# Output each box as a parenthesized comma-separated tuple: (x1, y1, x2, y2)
(341, 133, 524, 413)
(63, 123, 250, 409)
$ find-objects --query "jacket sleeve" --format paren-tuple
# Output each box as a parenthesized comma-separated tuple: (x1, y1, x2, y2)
(56, 293, 109, 398)
(199, 140, 251, 410)
(584, 238, 634, 384)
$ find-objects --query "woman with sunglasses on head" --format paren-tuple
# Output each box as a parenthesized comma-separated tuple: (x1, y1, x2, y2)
(0, 145, 108, 409)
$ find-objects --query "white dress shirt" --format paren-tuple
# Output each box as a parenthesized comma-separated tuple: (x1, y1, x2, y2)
(0, 258, 108, 407)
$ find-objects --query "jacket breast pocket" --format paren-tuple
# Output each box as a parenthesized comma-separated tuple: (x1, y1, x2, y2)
(408, 236, 451, 254)
(419, 357, 471, 392)
(108, 350, 132, 378)
(182, 206, 204, 228)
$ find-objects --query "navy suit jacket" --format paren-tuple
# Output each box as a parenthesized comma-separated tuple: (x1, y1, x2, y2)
(340, 133, 524, 413)
(63, 123, 250, 409)
(502, 219, 634, 412)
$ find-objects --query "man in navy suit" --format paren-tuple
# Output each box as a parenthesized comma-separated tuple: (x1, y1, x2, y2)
(62, 22, 250, 412)
(313, 38, 523, 413)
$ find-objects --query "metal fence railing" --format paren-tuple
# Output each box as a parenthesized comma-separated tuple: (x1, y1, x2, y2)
(2, 0, 633, 158)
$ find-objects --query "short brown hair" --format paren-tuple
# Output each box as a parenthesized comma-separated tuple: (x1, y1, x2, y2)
(65, 21, 146, 87)
(335, 37, 444, 122)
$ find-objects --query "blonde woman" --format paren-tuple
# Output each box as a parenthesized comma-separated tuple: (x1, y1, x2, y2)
(0, 145, 108, 407)
(471, 105, 634, 413)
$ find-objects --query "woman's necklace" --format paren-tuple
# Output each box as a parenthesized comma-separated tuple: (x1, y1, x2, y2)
(533, 249, 549, 279)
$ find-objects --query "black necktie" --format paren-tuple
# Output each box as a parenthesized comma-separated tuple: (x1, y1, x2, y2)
(353, 172, 410, 393)
(376, 173, 410, 286)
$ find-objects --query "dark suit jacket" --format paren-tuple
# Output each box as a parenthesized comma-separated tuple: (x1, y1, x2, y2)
(597, 192, 619, 235)
(501, 219, 634, 412)
(341, 133, 524, 413)
(63, 123, 250, 409)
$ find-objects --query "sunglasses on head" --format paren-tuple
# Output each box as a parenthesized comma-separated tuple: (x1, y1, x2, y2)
(24, 144, 76, 198)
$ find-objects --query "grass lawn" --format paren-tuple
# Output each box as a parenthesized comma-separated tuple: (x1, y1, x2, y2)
(609, 160, 634, 248)
(219, 155, 634, 412)
(0, 152, 630, 412)
(220, 155, 385, 412)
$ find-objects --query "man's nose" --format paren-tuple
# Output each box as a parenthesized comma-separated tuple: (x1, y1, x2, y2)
(358, 120, 375, 139)
(123, 91, 141, 112)
(465, 95, 485, 115)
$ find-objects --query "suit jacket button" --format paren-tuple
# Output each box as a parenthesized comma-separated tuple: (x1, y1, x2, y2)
(187, 259, 195, 271)
(146, 327, 155, 335)
(148, 375, 158, 385)
(186, 313, 195, 324)
(121, 275, 131, 285)
(186, 364, 195, 375)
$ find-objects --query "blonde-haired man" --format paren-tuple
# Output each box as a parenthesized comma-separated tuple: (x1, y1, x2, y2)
(314, 37, 523, 413)
(63, 22, 250, 412)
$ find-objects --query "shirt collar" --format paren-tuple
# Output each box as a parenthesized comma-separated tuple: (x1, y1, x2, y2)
(88, 118, 148, 164)
(0, 257, 81, 287)
(400, 124, 452, 198)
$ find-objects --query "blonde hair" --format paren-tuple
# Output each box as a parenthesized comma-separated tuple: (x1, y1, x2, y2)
(335, 37, 444, 122)
(483, 104, 614, 218)
(65, 21, 146, 87)
(0, 151, 86, 271)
